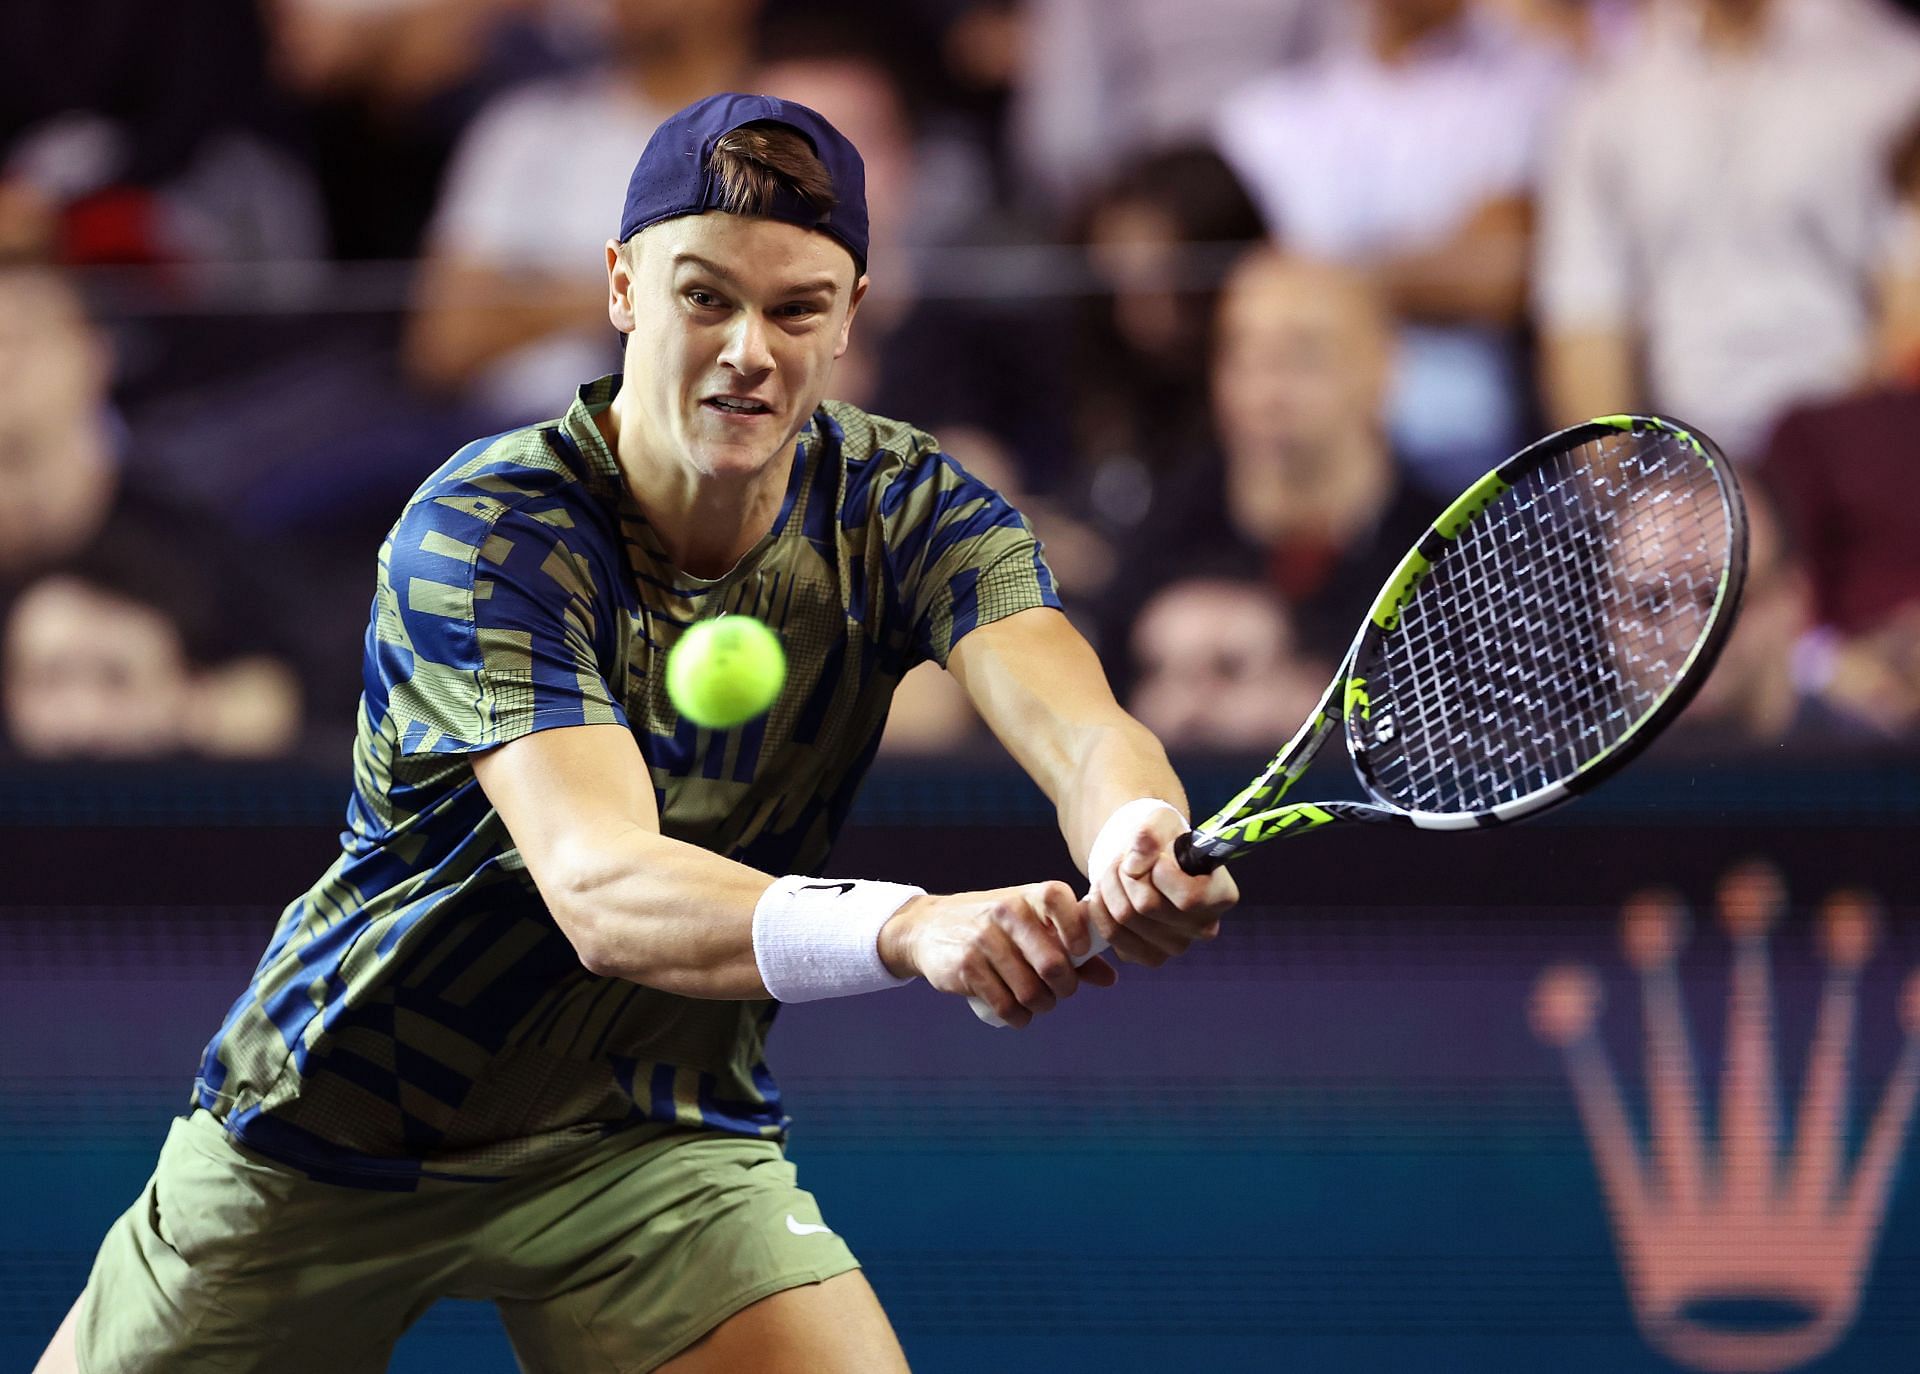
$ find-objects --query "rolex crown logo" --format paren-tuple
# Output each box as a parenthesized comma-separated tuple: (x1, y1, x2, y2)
(1531, 861, 1920, 1372)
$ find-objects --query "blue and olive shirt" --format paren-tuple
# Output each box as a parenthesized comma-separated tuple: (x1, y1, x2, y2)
(192, 374, 1059, 1186)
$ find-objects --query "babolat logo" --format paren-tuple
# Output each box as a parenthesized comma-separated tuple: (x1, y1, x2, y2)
(1531, 862, 1920, 1372)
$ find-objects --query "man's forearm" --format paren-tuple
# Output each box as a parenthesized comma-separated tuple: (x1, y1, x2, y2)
(1542, 328, 1638, 431)
(540, 821, 775, 997)
(1056, 717, 1190, 874)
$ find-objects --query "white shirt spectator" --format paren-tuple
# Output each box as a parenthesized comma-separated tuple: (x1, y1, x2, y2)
(423, 74, 662, 420)
(1536, 0, 1920, 458)
(1214, 11, 1566, 259)
(1012, 0, 1349, 215)
(1213, 10, 1570, 489)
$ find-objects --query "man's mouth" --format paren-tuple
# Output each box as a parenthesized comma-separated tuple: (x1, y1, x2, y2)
(704, 395, 774, 416)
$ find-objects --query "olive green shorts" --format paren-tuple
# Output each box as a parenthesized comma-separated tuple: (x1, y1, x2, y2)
(75, 1111, 859, 1374)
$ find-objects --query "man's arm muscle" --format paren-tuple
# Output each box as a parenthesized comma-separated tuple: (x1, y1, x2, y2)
(472, 723, 775, 996)
(948, 607, 1184, 869)
(474, 719, 1110, 1026)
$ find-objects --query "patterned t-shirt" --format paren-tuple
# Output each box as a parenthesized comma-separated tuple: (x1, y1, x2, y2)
(192, 374, 1060, 1187)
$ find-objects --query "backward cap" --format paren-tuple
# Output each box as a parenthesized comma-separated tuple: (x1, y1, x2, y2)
(618, 92, 869, 272)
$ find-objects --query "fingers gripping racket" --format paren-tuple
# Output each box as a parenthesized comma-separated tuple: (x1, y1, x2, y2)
(971, 414, 1747, 1025)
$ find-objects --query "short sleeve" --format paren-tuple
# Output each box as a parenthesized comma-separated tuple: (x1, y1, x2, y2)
(878, 449, 1062, 668)
(370, 492, 627, 756)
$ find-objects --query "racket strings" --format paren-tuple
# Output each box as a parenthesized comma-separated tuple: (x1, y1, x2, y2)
(1360, 431, 1731, 815)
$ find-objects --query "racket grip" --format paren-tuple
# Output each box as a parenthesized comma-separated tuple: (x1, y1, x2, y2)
(1173, 831, 1223, 876)
(968, 929, 1110, 1029)
(970, 837, 1220, 1026)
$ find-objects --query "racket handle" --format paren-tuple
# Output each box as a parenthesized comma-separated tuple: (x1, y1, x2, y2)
(970, 837, 1222, 1026)
(968, 928, 1110, 1029)
(1174, 830, 1223, 876)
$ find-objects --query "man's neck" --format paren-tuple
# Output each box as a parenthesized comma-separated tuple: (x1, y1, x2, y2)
(1229, 429, 1395, 549)
(626, 38, 749, 114)
(1370, 9, 1459, 66)
(1700, 0, 1772, 53)
(596, 403, 797, 580)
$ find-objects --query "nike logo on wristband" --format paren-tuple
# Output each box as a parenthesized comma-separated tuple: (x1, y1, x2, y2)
(797, 882, 857, 895)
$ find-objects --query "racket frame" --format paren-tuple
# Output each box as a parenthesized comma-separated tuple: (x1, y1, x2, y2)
(1178, 415, 1748, 874)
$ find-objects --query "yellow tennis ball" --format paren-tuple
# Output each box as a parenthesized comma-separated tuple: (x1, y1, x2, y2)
(666, 615, 787, 729)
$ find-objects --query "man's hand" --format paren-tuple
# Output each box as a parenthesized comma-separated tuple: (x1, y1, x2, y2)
(878, 882, 1119, 1028)
(1090, 807, 1238, 966)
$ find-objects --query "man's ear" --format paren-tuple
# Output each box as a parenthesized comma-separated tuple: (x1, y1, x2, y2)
(835, 274, 870, 359)
(606, 239, 636, 333)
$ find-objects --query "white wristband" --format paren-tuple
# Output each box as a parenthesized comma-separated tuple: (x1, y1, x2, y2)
(1087, 797, 1187, 885)
(752, 875, 925, 1003)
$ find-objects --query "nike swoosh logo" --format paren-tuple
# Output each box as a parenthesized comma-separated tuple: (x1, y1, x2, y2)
(786, 1215, 833, 1237)
(798, 882, 856, 896)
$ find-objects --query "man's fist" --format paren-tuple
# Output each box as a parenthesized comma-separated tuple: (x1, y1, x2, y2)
(879, 882, 1118, 1028)
(1089, 807, 1238, 967)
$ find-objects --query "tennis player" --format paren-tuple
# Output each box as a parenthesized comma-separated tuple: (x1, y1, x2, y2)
(36, 93, 1236, 1374)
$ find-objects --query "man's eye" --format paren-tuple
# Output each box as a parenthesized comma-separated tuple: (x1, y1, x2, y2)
(778, 303, 819, 320)
(687, 290, 721, 308)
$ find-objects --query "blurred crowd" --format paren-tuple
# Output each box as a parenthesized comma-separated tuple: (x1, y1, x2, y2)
(2, 0, 1919, 766)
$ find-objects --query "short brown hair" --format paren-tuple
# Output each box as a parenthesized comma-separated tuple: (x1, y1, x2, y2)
(707, 121, 837, 218)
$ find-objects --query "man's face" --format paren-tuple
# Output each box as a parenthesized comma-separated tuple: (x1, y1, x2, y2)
(1088, 199, 1195, 364)
(0, 414, 114, 574)
(608, 213, 865, 483)
(3, 577, 190, 759)
(1211, 254, 1389, 467)
(0, 271, 115, 572)
(754, 59, 911, 240)
(1129, 579, 1325, 750)
(0, 269, 103, 423)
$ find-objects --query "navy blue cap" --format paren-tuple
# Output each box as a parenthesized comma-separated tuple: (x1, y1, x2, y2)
(618, 93, 868, 273)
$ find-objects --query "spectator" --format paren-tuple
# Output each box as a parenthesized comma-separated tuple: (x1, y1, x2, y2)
(261, 0, 551, 261)
(1535, 0, 1920, 460)
(406, 0, 761, 422)
(1756, 385, 1920, 736)
(1672, 485, 1881, 746)
(1874, 103, 1920, 380)
(1214, 0, 1569, 488)
(0, 269, 115, 578)
(1129, 577, 1326, 752)
(4, 575, 198, 761)
(3, 558, 301, 763)
(1070, 147, 1267, 534)
(1123, 250, 1435, 669)
(0, 0, 324, 265)
(879, 426, 1115, 754)
(1480, 0, 1647, 58)
(1010, 0, 1347, 215)
(0, 266, 309, 755)
(1761, 392, 1920, 640)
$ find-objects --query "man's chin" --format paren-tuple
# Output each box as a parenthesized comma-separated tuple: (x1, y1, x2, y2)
(688, 435, 790, 482)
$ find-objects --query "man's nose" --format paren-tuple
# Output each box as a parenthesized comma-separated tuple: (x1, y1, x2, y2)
(719, 312, 774, 375)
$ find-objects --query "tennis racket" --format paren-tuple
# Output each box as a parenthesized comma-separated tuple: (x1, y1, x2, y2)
(972, 413, 1747, 1025)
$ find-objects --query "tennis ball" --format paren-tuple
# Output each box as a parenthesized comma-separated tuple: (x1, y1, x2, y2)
(665, 615, 787, 729)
